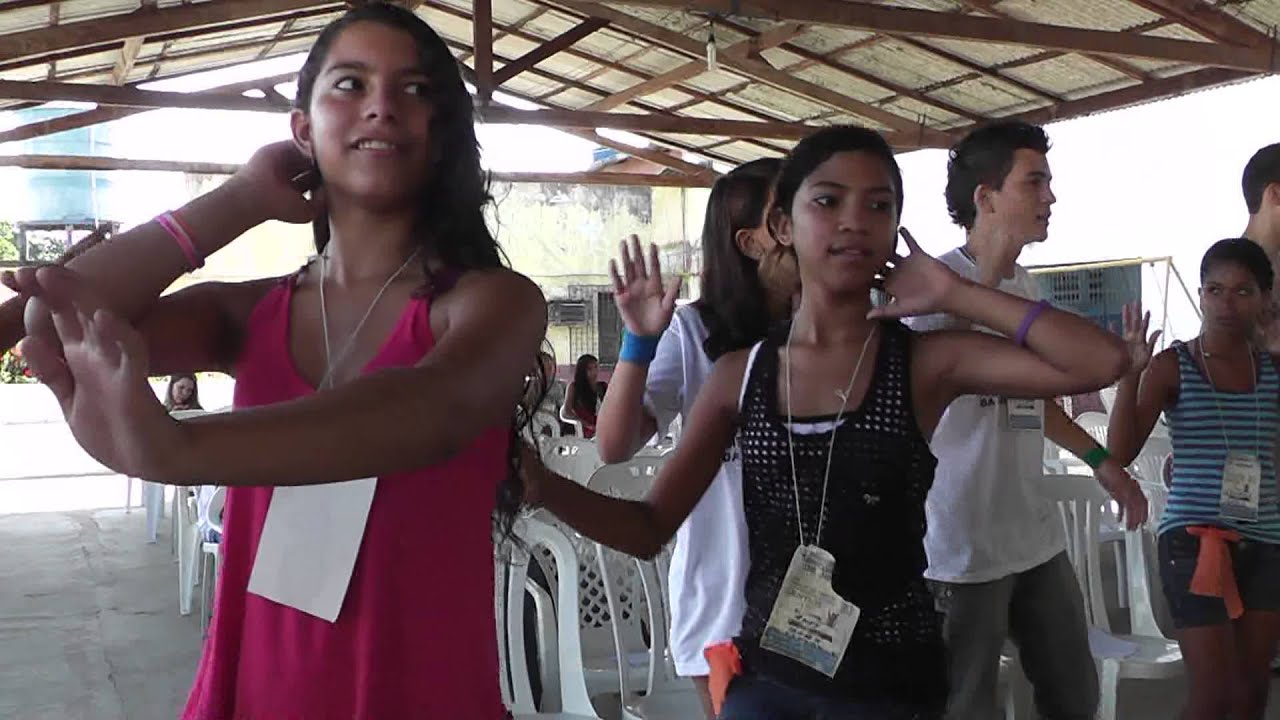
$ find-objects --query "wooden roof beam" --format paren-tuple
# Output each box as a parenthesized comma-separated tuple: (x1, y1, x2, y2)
(473, 0, 494, 104)
(0, 0, 337, 65)
(0, 72, 299, 145)
(110, 37, 144, 86)
(584, 21, 806, 112)
(1125, 0, 1276, 47)
(493, 17, 609, 86)
(563, 129, 718, 179)
(588, 0, 1278, 71)
(547, 1, 953, 143)
(0, 154, 716, 186)
(0, 77, 825, 139)
(713, 17, 984, 124)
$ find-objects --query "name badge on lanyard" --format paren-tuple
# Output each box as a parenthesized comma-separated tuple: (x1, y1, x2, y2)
(759, 545, 860, 677)
(247, 478, 378, 622)
(1005, 398, 1042, 431)
(1220, 451, 1261, 523)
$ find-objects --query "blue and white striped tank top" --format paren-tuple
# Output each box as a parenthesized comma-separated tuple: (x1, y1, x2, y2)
(1161, 340, 1280, 543)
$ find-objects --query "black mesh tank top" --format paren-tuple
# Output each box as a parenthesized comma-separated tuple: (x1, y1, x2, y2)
(734, 320, 947, 708)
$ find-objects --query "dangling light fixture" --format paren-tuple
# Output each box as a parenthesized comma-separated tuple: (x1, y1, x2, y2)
(706, 20, 718, 72)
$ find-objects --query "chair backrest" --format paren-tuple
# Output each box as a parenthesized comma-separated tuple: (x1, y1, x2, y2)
(1129, 436, 1172, 488)
(543, 438, 603, 485)
(559, 402, 585, 437)
(205, 487, 226, 536)
(1075, 411, 1109, 446)
(1099, 386, 1117, 413)
(1033, 474, 1112, 631)
(586, 458, 663, 501)
(595, 543, 681, 700)
(502, 518, 600, 717)
(1125, 481, 1176, 639)
(530, 410, 562, 440)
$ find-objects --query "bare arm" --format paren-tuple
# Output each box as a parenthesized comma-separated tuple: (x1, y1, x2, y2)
(1043, 401, 1101, 459)
(2, 142, 313, 366)
(165, 270, 545, 486)
(594, 361, 659, 462)
(1107, 350, 1178, 466)
(529, 350, 745, 559)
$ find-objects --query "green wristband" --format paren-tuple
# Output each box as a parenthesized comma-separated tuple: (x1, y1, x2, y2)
(1081, 445, 1110, 470)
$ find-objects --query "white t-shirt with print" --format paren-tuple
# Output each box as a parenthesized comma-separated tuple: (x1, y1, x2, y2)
(907, 248, 1066, 584)
(643, 303, 750, 676)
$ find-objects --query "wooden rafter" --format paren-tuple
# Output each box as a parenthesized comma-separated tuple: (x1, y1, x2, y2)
(891, 34, 1060, 103)
(473, 0, 494, 104)
(548, 1, 952, 143)
(587, 0, 1278, 71)
(0, 0, 337, 65)
(111, 37, 144, 86)
(423, 1, 814, 153)
(0, 77, 826, 139)
(563, 129, 717, 178)
(492, 17, 609, 86)
(1125, 0, 1275, 47)
(712, 17, 983, 124)
(0, 154, 716, 187)
(1004, 66, 1253, 126)
(584, 22, 805, 112)
(457, 6, 549, 63)
(442, 35, 791, 165)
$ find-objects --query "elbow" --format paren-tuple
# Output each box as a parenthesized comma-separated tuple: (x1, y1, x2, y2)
(1087, 336, 1130, 389)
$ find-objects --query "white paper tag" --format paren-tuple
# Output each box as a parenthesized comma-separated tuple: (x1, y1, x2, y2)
(1005, 398, 1042, 431)
(1220, 451, 1261, 523)
(759, 545, 860, 677)
(247, 478, 377, 622)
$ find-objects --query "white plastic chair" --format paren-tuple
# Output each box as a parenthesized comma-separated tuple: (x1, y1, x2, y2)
(1076, 411, 1109, 446)
(501, 518, 603, 719)
(594, 544, 702, 720)
(177, 487, 201, 616)
(200, 487, 226, 637)
(531, 410, 562, 440)
(543, 438, 603, 486)
(1129, 436, 1172, 488)
(585, 459, 663, 501)
(559, 401, 585, 438)
(1035, 474, 1182, 720)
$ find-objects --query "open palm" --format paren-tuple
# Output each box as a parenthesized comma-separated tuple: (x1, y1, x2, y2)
(18, 267, 182, 480)
(1121, 302, 1161, 374)
(609, 235, 682, 337)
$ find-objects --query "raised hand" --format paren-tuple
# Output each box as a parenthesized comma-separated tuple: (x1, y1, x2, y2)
(17, 266, 184, 481)
(868, 228, 964, 320)
(1121, 302, 1161, 375)
(609, 235, 682, 337)
(224, 141, 322, 225)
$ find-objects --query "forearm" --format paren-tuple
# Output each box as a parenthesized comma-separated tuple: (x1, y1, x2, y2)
(173, 365, 510, 487)
(595, 361, 658, 462)
(945, 281, 1129, 387)
(537, 469, 669, 559)
(0, 298, 21, 352)
(65, 181, 263, 323)
(1043, 401, 1099, 458)
(1106, 374, 1145, 465)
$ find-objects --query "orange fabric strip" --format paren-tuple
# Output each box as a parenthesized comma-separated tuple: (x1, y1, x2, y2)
(1186, 525, 1244, 620)
(704, 641, 742, 716)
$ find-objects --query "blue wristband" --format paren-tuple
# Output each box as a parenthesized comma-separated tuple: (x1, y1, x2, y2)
(619, 330, 661, 364)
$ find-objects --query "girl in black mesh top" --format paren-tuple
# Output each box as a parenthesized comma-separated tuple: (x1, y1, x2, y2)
(525, 125, 1129, 720)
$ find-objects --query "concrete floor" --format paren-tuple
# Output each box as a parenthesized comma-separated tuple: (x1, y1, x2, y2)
(1, 507, 1278, 720)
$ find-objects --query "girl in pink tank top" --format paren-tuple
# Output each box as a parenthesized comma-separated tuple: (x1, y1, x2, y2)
(10, 4, 549, 718)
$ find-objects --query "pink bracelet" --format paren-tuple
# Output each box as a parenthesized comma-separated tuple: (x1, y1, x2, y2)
(156, 211, 204, 270)
(1015, 299, 1051, 347)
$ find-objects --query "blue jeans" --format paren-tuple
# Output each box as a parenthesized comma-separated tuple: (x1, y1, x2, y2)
(719, 674, 938, 720)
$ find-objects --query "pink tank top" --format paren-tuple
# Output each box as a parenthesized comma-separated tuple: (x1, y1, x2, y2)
(182, 279, 509, 720)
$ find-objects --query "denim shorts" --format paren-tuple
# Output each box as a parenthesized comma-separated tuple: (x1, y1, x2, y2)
(1158, 527, 1280, 628)
(719, 673, 939, 720)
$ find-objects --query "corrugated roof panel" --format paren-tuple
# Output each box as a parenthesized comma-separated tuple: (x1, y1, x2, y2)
(789, 26, 878, 56)
(998, 0, 1162, 30)
(1001, 54, 1130, 96)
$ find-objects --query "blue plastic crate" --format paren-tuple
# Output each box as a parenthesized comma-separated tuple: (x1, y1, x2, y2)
(1030, 263, 1140, 333)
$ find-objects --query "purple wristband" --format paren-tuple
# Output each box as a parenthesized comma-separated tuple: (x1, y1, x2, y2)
(1015, 300, 1051, 347)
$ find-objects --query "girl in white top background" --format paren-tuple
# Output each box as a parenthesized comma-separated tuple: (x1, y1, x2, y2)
(593, 158, 786, 717)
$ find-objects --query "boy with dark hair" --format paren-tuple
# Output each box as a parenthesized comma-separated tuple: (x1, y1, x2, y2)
(1242, 143, 1280, 352)
(909, 121, 1147, 720)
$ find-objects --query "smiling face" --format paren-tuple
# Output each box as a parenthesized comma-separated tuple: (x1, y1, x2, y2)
(291, 21, 435, 212)
(775, 150, 900, 297)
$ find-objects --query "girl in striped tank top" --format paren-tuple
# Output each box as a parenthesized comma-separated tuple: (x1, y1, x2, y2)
(1109, 238, 1280, 720)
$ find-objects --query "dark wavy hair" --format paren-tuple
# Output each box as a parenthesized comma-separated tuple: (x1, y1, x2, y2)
(1201, 237, 1275, 294)
(774, 125, 903, 222)
(695, 158, 782, 360)
(571, 354, 600, 416)
(945, 120, 1050, 230)
(294, 3, 541, 540)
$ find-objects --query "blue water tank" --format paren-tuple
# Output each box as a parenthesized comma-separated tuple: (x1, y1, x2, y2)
(13, 107, 119, 224)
